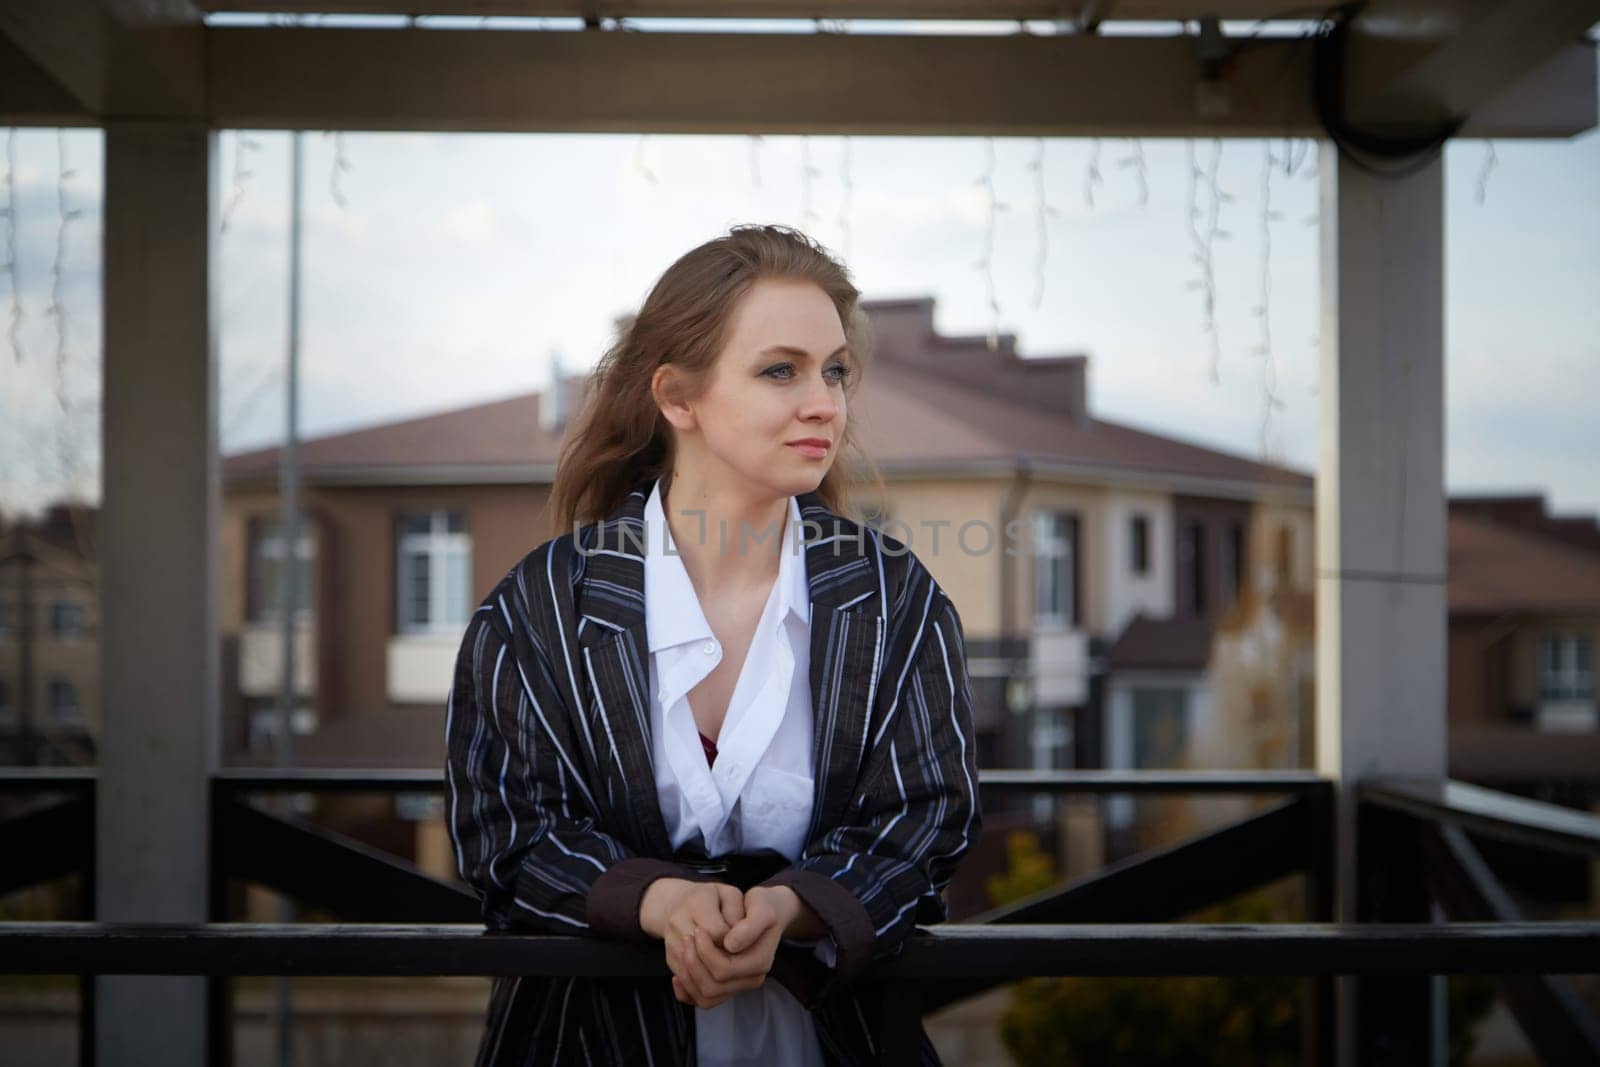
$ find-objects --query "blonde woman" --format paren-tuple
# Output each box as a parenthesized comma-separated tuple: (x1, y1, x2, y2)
(446, 224, 981, 1066)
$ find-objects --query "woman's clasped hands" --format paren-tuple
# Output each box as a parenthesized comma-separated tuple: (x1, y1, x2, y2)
(639, 879, 797, 1009)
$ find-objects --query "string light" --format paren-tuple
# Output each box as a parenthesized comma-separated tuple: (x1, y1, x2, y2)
(2, 128, 21, 363)
(1116, 138, 1149, 208)
(973, 137, 1009, 351)
(633, 135, 657, 185)
(1475, 141, 1497, 205)
(1184, 137, 1229, 384)
(1082, 137, 1103, 209)
(221, 131, 261, 233)
(799, 136, 823, 229)
(1027, 137, 1061, 311)
(836, 138, 854, 261)
(48, 130, 85, 485)
(328, 130, 351, 209)
(1253, 142, 1287, 461)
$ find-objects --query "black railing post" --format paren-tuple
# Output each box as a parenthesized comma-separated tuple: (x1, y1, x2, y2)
(1355, 801, 1437, 1065)
(875, 981, 923, 1063)
(77, 778, 95, 1067)
(1302, 781, 1336, 1067)
(207, 778, 235, 1067)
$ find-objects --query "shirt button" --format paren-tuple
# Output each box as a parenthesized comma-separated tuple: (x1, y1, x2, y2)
(702, 641, 716, 654)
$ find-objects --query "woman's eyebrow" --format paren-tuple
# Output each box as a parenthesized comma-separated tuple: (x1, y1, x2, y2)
(757, 344, 851, 360)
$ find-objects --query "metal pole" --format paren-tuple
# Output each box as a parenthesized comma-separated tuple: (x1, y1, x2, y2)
(273, 127, 305, 1067)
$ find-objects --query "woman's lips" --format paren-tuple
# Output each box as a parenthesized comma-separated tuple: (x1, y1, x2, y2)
(787, 441, 829, 459)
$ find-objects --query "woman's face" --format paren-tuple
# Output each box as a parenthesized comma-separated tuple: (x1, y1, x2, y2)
(667, 276, 850, 500)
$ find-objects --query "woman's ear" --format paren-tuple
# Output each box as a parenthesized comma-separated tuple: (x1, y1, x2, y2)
(652, 364, 697, 433)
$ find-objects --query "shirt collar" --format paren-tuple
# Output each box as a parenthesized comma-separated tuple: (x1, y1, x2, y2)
(643, 477, 809, 654)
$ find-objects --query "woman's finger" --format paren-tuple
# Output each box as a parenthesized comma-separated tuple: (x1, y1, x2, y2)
(688, 889, 732, 946)
(676, 933, 716, 1006)
(695, 925, 767, 984)
(716, 883, 746, 930)
(724, 897, 778, 955)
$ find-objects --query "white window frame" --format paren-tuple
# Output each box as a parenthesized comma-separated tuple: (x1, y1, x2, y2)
(1129, 513, 1150, 576)
(251, 518, 316, 623)
(48, 677, 84, 727)
(1032, 510, 1078, 629)
(396, 510, 472, 635)
(1538, 631, 1595, 702)
(48, 600, 88, 640)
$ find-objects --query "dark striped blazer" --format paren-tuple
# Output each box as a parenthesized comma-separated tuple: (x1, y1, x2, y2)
(445, 474, 983, 1066)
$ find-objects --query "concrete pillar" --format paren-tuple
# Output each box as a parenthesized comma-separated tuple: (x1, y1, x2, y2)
(98, 121, 219, 1066)
(1316, 141, 1448, 1066)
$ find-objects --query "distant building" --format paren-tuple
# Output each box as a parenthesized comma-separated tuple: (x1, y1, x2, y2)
(0, 503, 99, 766)
(1447, 494, 1600, 781)
(1444, 494, 1600, 909)
(218, 297, 1318, 883)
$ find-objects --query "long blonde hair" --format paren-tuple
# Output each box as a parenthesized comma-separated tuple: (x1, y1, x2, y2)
(547, 223, 884, 533)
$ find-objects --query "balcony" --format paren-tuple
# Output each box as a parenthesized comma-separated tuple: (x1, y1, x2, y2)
(236, 621, 315, 699)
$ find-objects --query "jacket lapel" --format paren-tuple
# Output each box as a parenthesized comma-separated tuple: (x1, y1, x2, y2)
(572, 474, 886, 859)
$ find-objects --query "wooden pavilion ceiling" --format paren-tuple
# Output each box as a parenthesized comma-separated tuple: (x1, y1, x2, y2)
(192, 1, 1346, 20)
(2, 0, 1597, 137)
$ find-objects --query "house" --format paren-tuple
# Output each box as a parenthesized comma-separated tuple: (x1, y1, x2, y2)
(218, 296, 1318, 882)
(0, 504, 99, 767)
(1446, 496, 1600, 778)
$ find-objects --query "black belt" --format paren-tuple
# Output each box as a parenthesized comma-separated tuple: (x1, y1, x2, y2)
(673, 849, 792, 892)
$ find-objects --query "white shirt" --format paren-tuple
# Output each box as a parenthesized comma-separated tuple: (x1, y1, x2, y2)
(642, 479, 830, 1067)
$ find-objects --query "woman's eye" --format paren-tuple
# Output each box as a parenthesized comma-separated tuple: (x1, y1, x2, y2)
(764, 362, 850, 382)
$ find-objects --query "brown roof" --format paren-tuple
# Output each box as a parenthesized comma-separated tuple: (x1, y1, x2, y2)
(224, 391, 566, 483)
(1107, 613, 1215, 672)
(1448, 511, 1600, 614)
(224, 299, 1312, 494)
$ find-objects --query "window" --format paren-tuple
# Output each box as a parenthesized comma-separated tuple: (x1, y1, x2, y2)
(250, 517, 316, 622)
(49, 677, 84, 727)
(396, 510, 472, 634)
(1220, 522, 1245, 609)
(1033, 511, 1080, 628)
(1539, 632, 1595, 702)
(1132, 686, 1188, 768)
(48, 601, 88, 639)
(1129, 514, 1150, 576)
(1179, 520, 1206, 616)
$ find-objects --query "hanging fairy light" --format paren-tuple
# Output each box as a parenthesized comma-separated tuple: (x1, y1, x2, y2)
(2, 128, 22, 363)
(836, 137, 855, 261)
(1117, 138, 1149, 208)
(1082, 137, 1104, 209)
(1027, 137, 1062, 311)
(221, 131, 261, 233)
(974, 137, 1009, 351)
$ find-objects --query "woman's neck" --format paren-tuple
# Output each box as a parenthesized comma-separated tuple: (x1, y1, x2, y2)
(660, 467, 789, 601)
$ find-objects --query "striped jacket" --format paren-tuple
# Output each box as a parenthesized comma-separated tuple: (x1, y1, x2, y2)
(445, 474, 983, 1066)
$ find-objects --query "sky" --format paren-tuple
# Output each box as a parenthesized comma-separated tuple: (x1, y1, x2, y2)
(1, 30, 1597, 521)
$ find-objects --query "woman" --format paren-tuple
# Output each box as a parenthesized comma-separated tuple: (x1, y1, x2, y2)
(445, 224, 982, 1066)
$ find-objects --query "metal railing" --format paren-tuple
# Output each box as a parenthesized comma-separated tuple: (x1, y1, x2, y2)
(3, 767, 1597, 1065)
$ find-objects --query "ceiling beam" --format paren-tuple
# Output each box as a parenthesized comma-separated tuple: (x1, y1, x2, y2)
(197, 0, 1295, 20)
(0, 0, 207, 119)
(0, 29, 93, 124)
(1346, 0, 1600, 124)
(201, 24, 1594, 137)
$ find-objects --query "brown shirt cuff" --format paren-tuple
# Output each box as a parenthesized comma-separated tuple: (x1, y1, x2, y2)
(758, 866, 876, 985)
(585, 858, 719, 941)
